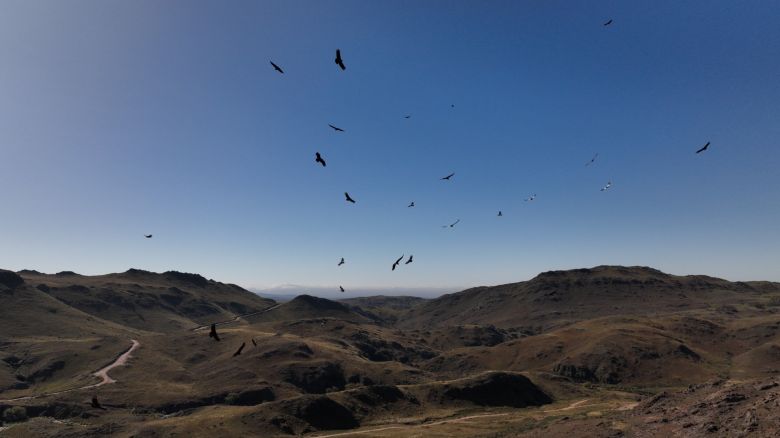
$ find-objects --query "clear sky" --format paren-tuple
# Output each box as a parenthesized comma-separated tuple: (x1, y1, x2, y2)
(1, 0, 779, 294)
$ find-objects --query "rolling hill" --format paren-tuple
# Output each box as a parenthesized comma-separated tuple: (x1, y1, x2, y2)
(3, 265, 780, 437)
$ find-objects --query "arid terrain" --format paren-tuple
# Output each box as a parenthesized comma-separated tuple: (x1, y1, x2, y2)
(2, 266, 780, 437)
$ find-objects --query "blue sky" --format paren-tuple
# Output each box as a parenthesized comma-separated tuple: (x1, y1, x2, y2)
(1, 0, 779, 293)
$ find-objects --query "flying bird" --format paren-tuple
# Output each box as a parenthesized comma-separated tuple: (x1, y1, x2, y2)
(525, 194, 537, 202)
(440, 172, 455, 180)
(344, 192, 356, 203)
(498, 211, 503, 217)
(251, 339, 257, 347)
(603, 19, 613, 26)
(408, 201, 415, 207)
(209, 324, 220, 342)
(144, 234, 152, 238)
(339, 286, 345, 292)
(447, 219, 460, 228)
(405, 255, 413, 265)
(600, 181, 612, 191)
(392, 255, 404, 271)
(328, 124, 344, 132)
(270, 61, 284, 74)
(335, 49, 346, 70)
(451, 104, 455, 108)
(338, 257, 345, 266)
(315, 152, 326, 167)
(233, 342, 246, 357)
(696, 141, 710, 154)
(404, 115, 411, 119)
(586, 153, 599, 166)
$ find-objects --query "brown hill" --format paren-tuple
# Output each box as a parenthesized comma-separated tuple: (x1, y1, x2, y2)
(16, 268, 276, 332)
(4, 265, 780, 438)
(398, 265, 779, 332)
(244, 294, 376, 324)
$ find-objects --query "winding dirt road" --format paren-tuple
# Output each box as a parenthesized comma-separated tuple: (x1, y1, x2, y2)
(0, 339, 140, 403)
(191, 303, 282, 332)
(92, 339, 140, 386)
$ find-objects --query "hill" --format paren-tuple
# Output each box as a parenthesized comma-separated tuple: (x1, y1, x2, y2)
(397, 265, 780, 332)
(16, 269, 276, 332)
(3, 265, 780, 437)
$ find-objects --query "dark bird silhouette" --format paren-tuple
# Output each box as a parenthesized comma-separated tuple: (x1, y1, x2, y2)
(404, 115, 411, 119)
(441, 172, 455, 180)
(209, 324, 220, 342)
(233, 342, 246, 357)
(600, 181, 612, 192)
(696, 141, 710, 154)
(270, 61, 284, 74)
(338, 257, 345, 266)
(328, 124, 344, 132)
(408, 201, 415, 207)
(603, 19, 613, 26)
(525, 194, 537, 202)
(315, 152, 326, 167)
(251, 338, 257, 347)
(144, 234, 152, 238)
(447, 219, 460, 228)
(405, 255, 413, 265)
(498, 211, 503, 217)
(335, 49, 346, 70)
(339, 286, 345, 292)
(392, 255, 404, 271)
(91, 395, 105, 410)
(586, 153, 599, 166)
(345, 192, 356, 203)
(451, 104, 455, 108)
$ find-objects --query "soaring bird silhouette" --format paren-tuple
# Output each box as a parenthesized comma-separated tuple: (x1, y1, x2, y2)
(251, 338, 257, 347)
(339, 286, 345, 292)
(444, 219, 460, 228)
(335, 49, 346, 70)
(408, 201, 415, 207)
(270, 61, 284, 74)
(498, 211, 503, 217)
(91, 395, 105, 410)
(392, 255, 404, 271)
(603, 19, 613, 26)
(586, 153, 599, 166)
(338, 257, 345, 266)
(600, 181, 613, 192)
(441, 172, 455, 180)
(404, 115, 411, 119)
(405, 255, 413, 265)
(525, 194, 537, 202)
(209, 324, 220, 342)
(144, 234, 152, 239)
(345, 192, 356, 203)
(328, 124, 344, 132)
(315, 152, 327, 167)
(696, 142, 710, 154)
(233, 342, 246, 357)
(451, 104, 455, 108)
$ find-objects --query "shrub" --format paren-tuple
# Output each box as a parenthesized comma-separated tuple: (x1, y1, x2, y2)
(224, 393, 240, 405)
(3, 406, 28, 422)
